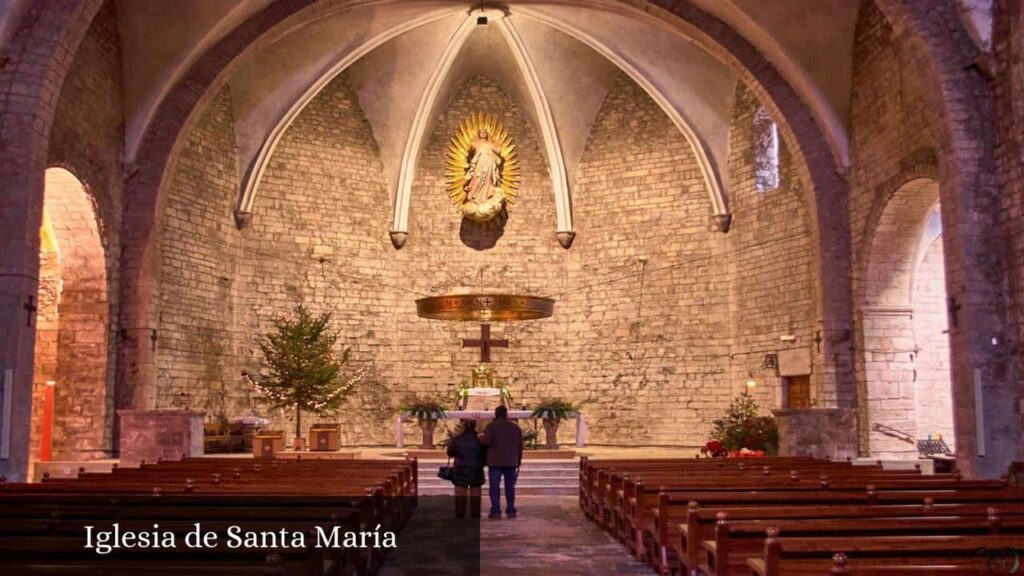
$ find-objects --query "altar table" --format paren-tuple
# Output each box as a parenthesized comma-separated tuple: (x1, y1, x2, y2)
(395, 410, 587, 448)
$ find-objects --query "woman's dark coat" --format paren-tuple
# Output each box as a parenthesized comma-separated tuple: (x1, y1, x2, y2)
(447, 432, 486, 487)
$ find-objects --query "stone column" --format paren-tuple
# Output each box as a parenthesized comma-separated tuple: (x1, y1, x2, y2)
(0, 0, 104, 481)
(0, 273, 40, 482)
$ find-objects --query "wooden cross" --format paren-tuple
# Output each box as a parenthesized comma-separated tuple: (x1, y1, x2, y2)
(948, 296, 962, 328)
(462, 323, 508, 363)
(23, 295, 38, 327)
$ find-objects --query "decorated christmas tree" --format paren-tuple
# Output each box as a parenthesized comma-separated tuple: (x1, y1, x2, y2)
(709, 393, 779, 455)
(250, 305, 363, 441)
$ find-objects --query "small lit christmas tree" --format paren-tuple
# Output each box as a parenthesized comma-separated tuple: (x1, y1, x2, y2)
(249, 305, 363, 442)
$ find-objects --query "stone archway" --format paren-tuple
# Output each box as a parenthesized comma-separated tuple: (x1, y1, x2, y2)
(860, 178, 954, 458)
(874, 0, 1017, 478)
(30, 168, 112, 462)
(0, 0, 104, 481)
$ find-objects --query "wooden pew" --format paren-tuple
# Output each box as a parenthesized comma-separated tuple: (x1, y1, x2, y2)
(704, 511, 1024, 576)
(639, 487, 1023, 574)
(675, 501, 1024, 575)
(746, 531, 1024, 576)
(0, 457, 416, 576)
(580, 456, 1024, 576)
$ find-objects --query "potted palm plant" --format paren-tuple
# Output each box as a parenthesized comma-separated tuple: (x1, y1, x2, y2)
(401, 397, 448, 449)
(531, 398, 580, 449)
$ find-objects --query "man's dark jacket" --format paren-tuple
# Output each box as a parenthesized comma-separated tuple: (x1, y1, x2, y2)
(479, 417, 523, 467)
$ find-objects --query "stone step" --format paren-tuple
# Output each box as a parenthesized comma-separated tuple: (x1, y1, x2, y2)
(418, 467, 578, 479)
(418, 484, 578, 496)
(417, 475, 580, 482)
(416, 464, 579, 478)
(404, 449, 576, 460)
(416, 461, 580, 495)
(414, 459, 579, 467)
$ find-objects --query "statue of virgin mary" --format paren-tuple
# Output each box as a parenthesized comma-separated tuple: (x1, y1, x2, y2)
(445, 114, 520, 223)
(462, 129, 505, 221)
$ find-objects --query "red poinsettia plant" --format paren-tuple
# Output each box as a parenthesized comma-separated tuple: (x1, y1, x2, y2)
(701, 440, 728, 458)
(707, 393, 779, 456)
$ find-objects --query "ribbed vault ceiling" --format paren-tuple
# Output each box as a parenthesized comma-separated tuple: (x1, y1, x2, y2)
(13, 0, 914, 241)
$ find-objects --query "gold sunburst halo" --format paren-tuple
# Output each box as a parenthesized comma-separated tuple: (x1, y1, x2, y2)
(445, 113, 520, 222)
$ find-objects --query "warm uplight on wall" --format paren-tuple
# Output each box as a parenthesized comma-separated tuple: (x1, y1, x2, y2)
(745, 372, 757, 391)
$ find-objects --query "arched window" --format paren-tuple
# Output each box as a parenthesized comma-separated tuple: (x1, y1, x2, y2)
(753, 107, 779, 192)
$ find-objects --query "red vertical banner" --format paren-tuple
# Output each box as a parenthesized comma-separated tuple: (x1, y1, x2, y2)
(39, 381, 55, 462)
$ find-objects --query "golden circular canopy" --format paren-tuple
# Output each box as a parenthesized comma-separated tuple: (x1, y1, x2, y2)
(416, 293, 555, 322)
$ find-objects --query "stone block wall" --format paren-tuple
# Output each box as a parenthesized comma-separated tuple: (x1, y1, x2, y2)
(395, 76, 570, 443)
(848, 2, 947, 458)
(156, 71, 818, 447)
(242, 71, 399, 444)
(994, 0, 1024, 454)
(157, 88, 243, 419)
(28, 0, 123, 461)
(29, 249, 60, 462)
(724, 85, 818, 413)
(912, 235, 954, 447)
(569, 74, 731, 444)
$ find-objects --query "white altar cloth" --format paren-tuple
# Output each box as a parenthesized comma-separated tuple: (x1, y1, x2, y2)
(395, 410, 586, 448)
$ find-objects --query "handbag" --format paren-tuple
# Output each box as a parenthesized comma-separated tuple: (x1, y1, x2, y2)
(437, 457, 455, 482)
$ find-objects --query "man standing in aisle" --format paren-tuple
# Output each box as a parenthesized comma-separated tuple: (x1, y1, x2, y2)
(479, 405, 524, 519)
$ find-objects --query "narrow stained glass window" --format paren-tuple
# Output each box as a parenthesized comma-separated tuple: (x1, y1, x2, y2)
(753, 107, 779, 192)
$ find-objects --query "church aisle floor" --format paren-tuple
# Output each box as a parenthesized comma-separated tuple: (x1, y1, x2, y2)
(480, 496, 656, 575)
(379, 495, 656, 575)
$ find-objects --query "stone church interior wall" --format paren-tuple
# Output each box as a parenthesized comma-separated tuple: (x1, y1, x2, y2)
(6, 0, 1019, 467)
(29, 0, 124, 460)
(723, 84, 817, 416)
(848, 1, 952, 458)
(241, 72, 398, 445)
(157, 88, 244, 421)
(568, 74, 732, 445)
(912, 233, 954, 448)
(156, 69, 819, 447)
(994, 0, 1024, 453)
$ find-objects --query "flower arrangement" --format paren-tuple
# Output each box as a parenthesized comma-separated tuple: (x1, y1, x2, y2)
(700, 440, 728, 458)
(707, 393, 778, 456)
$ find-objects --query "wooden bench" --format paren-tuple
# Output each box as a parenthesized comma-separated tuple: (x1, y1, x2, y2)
(674, 501, 1024, 575)
(746, 531, 1024, 576)
(703, 512, 1024, 576)
(581, 456, 1024, 576)
(0, 457, 416, 576)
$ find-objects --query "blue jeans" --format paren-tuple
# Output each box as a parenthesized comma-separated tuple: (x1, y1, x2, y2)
(488, 466, 517, 515)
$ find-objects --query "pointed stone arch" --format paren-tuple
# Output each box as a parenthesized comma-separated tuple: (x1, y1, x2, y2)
(31, 167, 112, 462)
(857, 176, 953, 459)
